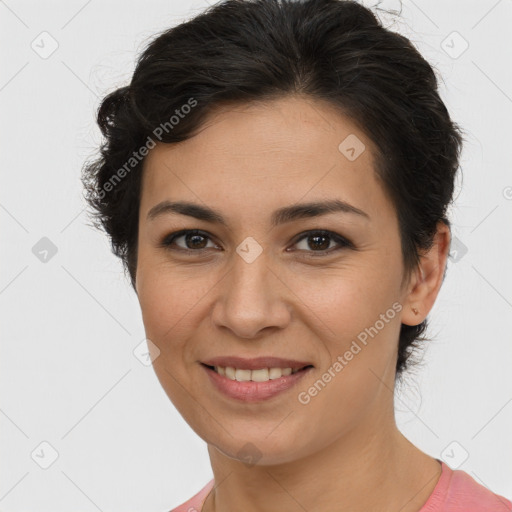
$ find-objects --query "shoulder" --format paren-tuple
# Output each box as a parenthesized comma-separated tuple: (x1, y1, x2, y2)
(421, 461, 512, 512)
(446, 468, 512, 511)
(169, 479, 214, 512)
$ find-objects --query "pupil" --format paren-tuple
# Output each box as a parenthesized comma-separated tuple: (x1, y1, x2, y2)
(187, 233, 207, 249)
(310, 234, 329, 250)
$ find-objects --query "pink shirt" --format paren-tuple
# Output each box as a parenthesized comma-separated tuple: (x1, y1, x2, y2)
(170, 461, 511, 511)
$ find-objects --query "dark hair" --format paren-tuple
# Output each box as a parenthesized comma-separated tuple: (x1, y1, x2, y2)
(81, 0, 464, 378)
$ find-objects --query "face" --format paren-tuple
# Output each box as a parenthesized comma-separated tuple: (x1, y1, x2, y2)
(135, 96, 413, 466)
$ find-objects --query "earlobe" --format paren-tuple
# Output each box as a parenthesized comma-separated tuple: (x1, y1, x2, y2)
(401, 221, 451, 326)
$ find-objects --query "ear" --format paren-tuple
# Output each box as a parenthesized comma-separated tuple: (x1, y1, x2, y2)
(401, 220, 451, 326)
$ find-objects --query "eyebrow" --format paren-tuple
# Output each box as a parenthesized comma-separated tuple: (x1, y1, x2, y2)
(147, 199, 370, 227)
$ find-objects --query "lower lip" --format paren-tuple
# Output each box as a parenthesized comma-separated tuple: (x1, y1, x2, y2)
(202, 364, 313, 402)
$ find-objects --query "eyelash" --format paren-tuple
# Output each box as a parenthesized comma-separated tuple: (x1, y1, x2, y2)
(159, 229, 353, 258)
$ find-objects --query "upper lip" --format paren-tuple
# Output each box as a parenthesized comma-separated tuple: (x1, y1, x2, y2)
(201, 356, 314, 370)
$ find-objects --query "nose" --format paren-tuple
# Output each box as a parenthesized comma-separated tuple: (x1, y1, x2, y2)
(211, 248, 292, 339)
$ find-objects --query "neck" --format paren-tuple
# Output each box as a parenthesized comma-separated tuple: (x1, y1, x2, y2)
(203, 420, 441, 512)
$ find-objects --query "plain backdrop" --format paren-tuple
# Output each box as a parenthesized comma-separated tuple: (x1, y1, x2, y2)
(1, 0, 511, 510)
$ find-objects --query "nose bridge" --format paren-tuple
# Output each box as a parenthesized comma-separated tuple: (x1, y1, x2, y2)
(232, 242, 270, 298)
(212, 240, 290, 338)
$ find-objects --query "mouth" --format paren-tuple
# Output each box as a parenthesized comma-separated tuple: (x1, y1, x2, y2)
(201, 362, 315, 402)
(201, 363, 314, 382)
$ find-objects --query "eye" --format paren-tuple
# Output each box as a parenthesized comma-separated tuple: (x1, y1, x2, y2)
(160, 229, 219, 252)
(288, 230, 353, 257)
(159, 229, 353, 257)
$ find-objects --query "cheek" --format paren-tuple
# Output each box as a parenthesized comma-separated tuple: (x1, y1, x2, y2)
(293, 286, 401, 445)
(135, 262, 217, 359)
(135, 268, 205, 411)
(291, 265, 402, 401)
(290, 260, 401, 341)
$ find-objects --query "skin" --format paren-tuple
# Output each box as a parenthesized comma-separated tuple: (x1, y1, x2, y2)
(135, 95, 451, 512)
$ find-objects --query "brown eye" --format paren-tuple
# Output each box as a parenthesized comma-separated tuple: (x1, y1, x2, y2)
(182, 232, 208, 249)
(161, 229, 218, 251)
(290, 230, 352, 257)
(160, 229, 353, 257)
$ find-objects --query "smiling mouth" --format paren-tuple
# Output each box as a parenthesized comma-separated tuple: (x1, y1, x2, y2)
(202, 363, 314, 382)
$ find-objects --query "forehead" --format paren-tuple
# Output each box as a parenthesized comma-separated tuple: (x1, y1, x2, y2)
(148, 95, 373, 162)
(140, 95, 393, 228)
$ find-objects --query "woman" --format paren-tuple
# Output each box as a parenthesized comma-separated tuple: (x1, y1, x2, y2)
(81, 0, 511, 510)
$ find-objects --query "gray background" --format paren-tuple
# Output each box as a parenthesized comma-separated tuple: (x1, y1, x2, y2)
(1, 0, 511, 510)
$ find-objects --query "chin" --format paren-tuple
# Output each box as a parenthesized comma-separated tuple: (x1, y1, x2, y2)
(206, 428, 315, 467)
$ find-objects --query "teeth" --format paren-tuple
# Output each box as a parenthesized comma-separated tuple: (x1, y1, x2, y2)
(235, 368, 252, 381)
(213, 365, 304, 381)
